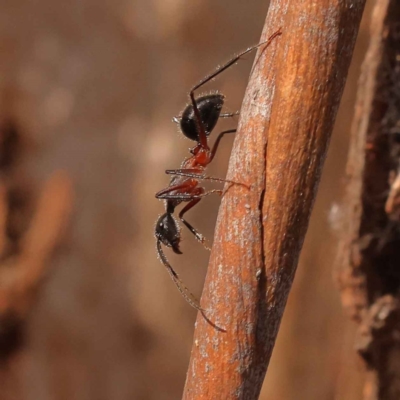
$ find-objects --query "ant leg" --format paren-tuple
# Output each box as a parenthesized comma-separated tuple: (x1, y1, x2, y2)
(164, 129, 238, 185)
(210, 129, 236, 162)
(189, 29, 282, 152)
(165, 167, 249, 189)
(219, 111, 239, 118)
(177, 188, 211, 250)
(157, 190, 223, 201)
(155, 181, 193, 199)
(156, 240, 204, 311)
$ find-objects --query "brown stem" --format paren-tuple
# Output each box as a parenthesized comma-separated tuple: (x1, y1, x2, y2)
(337, 0, 400, 399)
(183, 0, 366, 399)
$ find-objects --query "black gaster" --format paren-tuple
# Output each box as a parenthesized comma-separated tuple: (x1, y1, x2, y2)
(155, 213, 182, 254)
(180, 94, 224, 142)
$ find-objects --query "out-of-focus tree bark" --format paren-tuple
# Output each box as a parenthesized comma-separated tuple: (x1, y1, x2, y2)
(0, 0, 375, 399)
(0, 1, 154, 399)
(337, 0, 400, 399)
(183, 1, 366, 399)
(0, 169, 72, 356)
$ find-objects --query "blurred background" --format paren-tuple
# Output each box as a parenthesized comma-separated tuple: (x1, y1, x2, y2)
(0, 0, 374, 399)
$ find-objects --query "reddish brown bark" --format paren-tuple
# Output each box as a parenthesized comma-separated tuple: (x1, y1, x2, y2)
(183, 0, 366, 399)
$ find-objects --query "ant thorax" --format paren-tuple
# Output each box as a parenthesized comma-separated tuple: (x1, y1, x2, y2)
(181, 151, 209, 169)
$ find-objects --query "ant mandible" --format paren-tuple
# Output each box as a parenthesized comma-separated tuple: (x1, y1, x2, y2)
(155, 29, 282, 311)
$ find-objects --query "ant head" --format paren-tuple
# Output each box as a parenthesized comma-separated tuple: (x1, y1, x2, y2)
(178, 94, 224, 142)
(155, 213, 182, 254)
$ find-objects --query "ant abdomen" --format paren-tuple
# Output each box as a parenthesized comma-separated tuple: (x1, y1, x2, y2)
(180, 94, 224, 141)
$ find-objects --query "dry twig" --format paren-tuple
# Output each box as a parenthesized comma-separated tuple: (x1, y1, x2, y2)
(183, 0, 366, 398)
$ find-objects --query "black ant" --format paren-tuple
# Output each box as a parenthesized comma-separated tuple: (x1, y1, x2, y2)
(155, 29, 282, 311)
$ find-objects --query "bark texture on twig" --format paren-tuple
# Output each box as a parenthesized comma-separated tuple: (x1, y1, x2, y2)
(183, 1, 366, 399)
(337, 1, 400, 399)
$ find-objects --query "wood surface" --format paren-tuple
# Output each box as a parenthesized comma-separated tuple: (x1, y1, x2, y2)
(183, 1, 366, 398)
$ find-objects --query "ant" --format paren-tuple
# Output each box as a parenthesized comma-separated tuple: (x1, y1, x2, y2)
(155, 29, 282, 311)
